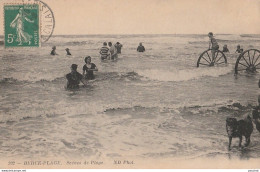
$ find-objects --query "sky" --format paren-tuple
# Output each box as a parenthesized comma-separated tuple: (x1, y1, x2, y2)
(0, 0, 260, 35)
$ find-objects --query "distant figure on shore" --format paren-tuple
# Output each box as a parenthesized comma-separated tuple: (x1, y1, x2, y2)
(66, 64, 84, 89)
(137, 43, 145, 52)
(222, 45, 229, 53)
(115, 42, 123, 54)
(83, 56, 98, 80)
(235, 45, 243, 53)
(50, 46, 58, 55)
(100, 42, 109, 60)
(108, 42, 118, 60)
(208, 32, 219, 66)
(65, 48, 71, 55)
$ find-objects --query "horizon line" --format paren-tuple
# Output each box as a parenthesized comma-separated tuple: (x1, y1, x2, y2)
(0, 33, 259, 37)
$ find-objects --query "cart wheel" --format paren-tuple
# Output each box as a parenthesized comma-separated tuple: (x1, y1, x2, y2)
(197, 49, 227, 67)
(234, 49, 260, 74)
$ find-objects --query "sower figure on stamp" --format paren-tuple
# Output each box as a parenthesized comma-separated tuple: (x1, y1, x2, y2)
(10, 7, 34, 45)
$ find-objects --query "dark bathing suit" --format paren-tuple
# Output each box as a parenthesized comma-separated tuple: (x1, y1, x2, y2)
(115, 44, 122, 54)
(137, 46, 145, 52)
(223, 47, 229, 52)
(50, 50, 56, 55)
(66, 72, 83, 89)
(83, 63, 96, 80)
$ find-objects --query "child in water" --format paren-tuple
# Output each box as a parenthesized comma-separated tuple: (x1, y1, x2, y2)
(208, 32, 219, 66)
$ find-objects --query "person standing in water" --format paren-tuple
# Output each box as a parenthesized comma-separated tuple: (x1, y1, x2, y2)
(51, 46, 58, 55)
(99, 42, 109, 60)
(66, 64, 84, 89)
(235, 45, 243, 53)
(82, 56, 98, 80)
(222, 45, 229, 53)
(208, 32, 219, 66)
(65, 48, 71, 55)
(137, 43, 145, 52)
(115, 42, 123, 54)
(108, 42, 118, 60)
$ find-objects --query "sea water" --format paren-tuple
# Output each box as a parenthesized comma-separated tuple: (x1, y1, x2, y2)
(0, 34, 260, 161)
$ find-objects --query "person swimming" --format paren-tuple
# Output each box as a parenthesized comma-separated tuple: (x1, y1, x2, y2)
(100, 42, 109, 60)
(82, 56, 98, 80)
(66, 64, 84, 89)
(65, 48, 71, 55)
(235, 45, 243, 53)
(208, 32, 219, 66)
(50, 46, 58, 55)
(222, 45, 229, 53)
(137, 43, 145, 52)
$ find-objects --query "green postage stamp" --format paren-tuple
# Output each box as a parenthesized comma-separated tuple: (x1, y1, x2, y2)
(4, 4, 40, 47)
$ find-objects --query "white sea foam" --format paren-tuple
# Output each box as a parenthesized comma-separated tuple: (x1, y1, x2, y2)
(1, 34, 260, 160)
(0, 97, 235, 123)
(137, 65, 233, 82)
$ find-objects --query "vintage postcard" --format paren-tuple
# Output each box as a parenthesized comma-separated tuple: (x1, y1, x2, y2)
(0, 0, 260, 170)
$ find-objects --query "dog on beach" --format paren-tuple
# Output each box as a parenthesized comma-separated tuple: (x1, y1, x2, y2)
(226, 115, 253, 150)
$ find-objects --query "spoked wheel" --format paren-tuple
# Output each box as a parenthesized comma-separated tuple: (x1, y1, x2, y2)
(234, 49, 260, 75)
(197, 49, 227, 67)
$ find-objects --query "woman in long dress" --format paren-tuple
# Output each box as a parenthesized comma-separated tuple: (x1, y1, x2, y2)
(10, 8, 34, 45)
